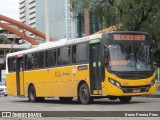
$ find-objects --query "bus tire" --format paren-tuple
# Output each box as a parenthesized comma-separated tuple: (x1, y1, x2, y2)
(78, 83, 92, 104)
(28, 85, 37, 102)
(59, 97, 73, 102)
(4, 94, 8, 97)
(119, 96, 132, 103)
(108, 96, 118, 100)
(37, 97, 45, 102)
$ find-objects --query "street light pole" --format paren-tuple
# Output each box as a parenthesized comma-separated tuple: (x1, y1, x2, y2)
(45, 0, 50, 42)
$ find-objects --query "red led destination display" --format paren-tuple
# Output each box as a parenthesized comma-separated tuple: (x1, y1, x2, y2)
(113, 34, 146, 41)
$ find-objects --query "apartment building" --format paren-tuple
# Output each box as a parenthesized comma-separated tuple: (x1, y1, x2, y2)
(19, 0, 76, 40)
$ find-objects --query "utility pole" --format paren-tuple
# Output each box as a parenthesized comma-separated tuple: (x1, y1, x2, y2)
(84, 8, 90, 36)
(45, 0, 50, 42)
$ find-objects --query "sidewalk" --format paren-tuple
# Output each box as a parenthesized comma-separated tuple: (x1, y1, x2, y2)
(145, 90, 160, 98)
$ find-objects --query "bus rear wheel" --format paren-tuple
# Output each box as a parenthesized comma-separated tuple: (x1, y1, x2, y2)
(78, 83, 92, 104)
(28, 85, 36, 102)
(119, 96, 132, 103)
(28, 85, 44, 102)
(59, 97, 73, 102)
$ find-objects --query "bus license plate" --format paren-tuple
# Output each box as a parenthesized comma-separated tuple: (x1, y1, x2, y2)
(133, 88, 140, 93)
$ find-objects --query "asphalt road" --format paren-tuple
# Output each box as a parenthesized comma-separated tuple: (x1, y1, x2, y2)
(0, 95, 160, 120)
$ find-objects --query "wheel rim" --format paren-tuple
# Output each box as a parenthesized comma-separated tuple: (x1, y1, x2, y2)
(81, 87, 88, 100)
(29, 87, 35, 101)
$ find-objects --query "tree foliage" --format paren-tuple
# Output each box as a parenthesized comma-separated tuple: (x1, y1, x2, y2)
(71, 0, 160, 31)
(71, 0, 160, 66)
(0, 35, 12, 44)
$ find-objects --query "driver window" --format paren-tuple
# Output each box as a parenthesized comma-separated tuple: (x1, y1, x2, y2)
(104, 44, 110, 65)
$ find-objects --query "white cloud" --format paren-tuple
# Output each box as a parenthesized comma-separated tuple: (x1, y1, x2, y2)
(0, 0, 19, 21)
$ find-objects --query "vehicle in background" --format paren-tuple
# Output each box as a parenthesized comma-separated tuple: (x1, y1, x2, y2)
(0, 82, 7, 96)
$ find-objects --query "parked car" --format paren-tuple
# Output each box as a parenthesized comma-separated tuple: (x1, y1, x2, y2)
(0, 82, 7, 96)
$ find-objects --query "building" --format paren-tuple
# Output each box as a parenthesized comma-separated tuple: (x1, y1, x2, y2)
(19, 0, 76, 40)
(19, 0, 36, 36)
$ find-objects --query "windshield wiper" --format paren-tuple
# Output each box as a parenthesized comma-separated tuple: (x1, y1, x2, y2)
(136, 42, 144, 57)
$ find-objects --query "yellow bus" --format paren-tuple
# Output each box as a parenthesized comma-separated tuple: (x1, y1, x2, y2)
(6, 31, 156, 104)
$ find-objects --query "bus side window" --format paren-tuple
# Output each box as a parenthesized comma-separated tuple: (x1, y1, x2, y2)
(8, 57, 15, 72)
(45, 51, 49, 67)
(45, 49, 56, 67)
(72, 45, 77, 63)
(76, 43, 88, 63)
(59, 46, 71, 65)
(26, 53, 32, 70)
(33, 53, 38, 69)
(58, 48, 61, 65)
(37, 52, 45, 68)
(53, 49, 57, 66)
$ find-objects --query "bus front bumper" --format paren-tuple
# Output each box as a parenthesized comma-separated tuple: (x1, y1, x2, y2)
(102, 82, 156, 97)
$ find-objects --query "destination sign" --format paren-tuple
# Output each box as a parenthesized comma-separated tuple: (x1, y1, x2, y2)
(113, 34, 146, 41)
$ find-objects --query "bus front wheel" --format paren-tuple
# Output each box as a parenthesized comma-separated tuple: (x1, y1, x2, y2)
(119, 96, 132, 103)
(78, 83, 92, 104)
(108, 96, 118, 100)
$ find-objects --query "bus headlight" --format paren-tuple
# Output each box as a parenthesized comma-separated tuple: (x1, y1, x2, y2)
(150, 79, 155, 87)
(109, 78, 121, 89)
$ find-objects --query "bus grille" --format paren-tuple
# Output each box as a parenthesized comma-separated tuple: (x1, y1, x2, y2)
(121, 85, 150, 93)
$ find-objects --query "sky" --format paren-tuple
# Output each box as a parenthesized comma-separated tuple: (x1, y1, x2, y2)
(0, 0, 19, 21)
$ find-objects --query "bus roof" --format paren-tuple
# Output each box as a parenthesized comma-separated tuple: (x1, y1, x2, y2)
(6, 31, 148, 58)
(6, 33, 102, 58)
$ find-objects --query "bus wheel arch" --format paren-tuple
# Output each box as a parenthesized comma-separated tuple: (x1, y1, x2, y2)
(77, 80, 92, 104)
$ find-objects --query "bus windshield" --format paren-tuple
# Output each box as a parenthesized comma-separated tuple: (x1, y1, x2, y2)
(105, 44, 153, 72)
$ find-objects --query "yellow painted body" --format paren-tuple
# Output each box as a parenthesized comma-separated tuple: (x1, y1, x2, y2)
(102, 69, 156, 96)
(6, 64, 156, 98)
(6, 73, 17, 96)
(6, 65, 90, 97)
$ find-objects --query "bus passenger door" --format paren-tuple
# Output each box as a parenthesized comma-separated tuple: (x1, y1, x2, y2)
(89, 40, 103, 95)
(16, 55, 24, 96)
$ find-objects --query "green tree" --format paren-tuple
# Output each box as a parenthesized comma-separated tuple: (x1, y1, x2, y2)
(0, 35, 12, 44)
(71, 0, 118, 28)
(71, 0, 160, 36)
(118, 0, 160, 66)
(71, 0, 160, 66)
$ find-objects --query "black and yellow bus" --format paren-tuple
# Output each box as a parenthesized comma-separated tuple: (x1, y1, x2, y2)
(6, 31, 156, 104)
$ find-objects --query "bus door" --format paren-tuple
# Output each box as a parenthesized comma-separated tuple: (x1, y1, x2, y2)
(89, 39, 102, 95)
(16, 55, 24, 96)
